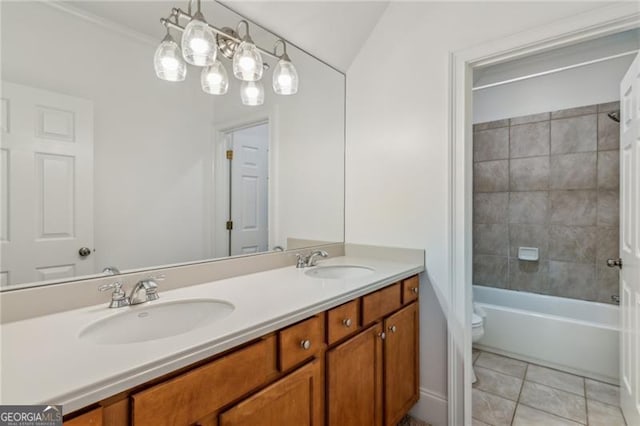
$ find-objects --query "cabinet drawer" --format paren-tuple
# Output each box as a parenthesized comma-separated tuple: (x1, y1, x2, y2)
(279, 315, 324, 371)
(327, 299, 360, 345)
(402, 276, 419, 304)
(131, 336, 277, 426)
(362, 283, 401, 325)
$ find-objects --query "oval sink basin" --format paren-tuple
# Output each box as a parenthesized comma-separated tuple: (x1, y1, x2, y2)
(79, 299, 234, 345)
(305, 265, 375, 279)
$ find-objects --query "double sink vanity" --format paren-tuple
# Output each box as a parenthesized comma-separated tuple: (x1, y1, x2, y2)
(0, 246, 424, 426)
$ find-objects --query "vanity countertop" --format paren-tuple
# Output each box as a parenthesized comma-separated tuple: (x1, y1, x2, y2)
(0, 255, 423, 414)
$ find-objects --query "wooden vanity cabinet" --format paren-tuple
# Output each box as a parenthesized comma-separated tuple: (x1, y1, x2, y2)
(326, 278, 419, 426)
(63, 275, 420, 426)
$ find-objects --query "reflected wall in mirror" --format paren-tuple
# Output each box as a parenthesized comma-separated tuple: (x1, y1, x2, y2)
(0, 1, 345, 290)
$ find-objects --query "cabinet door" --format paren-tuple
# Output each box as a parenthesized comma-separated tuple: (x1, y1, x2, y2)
(64, 408, 102, 426)
(326, 323, 383, 426)
(384, 302, 419, 426)
(219, 360, 323, 426)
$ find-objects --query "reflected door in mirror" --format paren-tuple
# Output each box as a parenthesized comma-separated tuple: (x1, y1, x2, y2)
(1, 82, 94, 288)
(228, 122, 269, 256)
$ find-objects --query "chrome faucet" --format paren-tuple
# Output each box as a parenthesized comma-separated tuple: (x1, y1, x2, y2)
(308, 250, 329, 266)
(296, 250, 329, 268)
(129, 278, 161, 305)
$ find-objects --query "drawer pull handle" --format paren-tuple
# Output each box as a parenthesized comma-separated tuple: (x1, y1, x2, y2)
(342, 318, 353, 328)
(411, 287, 418, 294)
(300, 339, 311, 350)
(389, 325, 397, 333)
(378, 332, 386, 340)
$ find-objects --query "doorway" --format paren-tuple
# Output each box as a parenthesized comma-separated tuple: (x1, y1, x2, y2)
(448, 6, 640, 425)
(222, 121, 269, 257)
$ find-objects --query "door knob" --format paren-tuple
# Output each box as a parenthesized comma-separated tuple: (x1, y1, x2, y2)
(342, 318, 352, 328)
(388, 325, 397, 333)
(607, 258, 622, 269)
(78, 247, 92, 257)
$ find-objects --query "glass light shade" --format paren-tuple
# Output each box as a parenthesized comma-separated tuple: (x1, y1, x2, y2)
(181, 13, 217, 66)
(241, 81, 264, 106)
(233, 38, 263, 81)
(201, 61, 229, 95)
(272, 56, 298, 95)
(154, 33, 187, 82)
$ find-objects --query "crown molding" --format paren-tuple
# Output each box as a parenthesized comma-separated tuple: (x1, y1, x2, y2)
(40, 0, 158, 46)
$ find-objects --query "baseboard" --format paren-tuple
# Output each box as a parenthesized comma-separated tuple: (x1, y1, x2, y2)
(409, 387, 448, 426)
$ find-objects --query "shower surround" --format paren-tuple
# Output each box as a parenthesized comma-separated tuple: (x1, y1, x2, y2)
(472, 102, 620, 304)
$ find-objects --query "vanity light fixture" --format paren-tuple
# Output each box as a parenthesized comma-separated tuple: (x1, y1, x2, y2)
(154, 25, 187, 82)
(272, 39, 298, 95)
(241, 80, 264, 106)
(156, 1, 300, 104)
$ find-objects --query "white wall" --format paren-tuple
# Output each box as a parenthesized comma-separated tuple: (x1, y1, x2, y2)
(473, 57, 634, 123)
(345, 2, 609, 424)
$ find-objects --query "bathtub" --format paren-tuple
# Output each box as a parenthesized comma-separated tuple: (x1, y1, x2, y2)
(474, 285, 620, 385)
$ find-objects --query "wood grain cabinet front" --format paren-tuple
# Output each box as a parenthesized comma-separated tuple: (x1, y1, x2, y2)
(326, 299, 360, 345)
(219, 360, 323, 426)
(131, 336, 277, 426)
(278, 314, 324, 371)
(63, 407, 102, 426)
(326, 323, 384, 426)
(326, 277, 420, 426)
(384, 302, 420, 426)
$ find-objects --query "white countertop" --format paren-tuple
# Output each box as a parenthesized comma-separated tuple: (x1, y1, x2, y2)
(0, 255, 423, 414)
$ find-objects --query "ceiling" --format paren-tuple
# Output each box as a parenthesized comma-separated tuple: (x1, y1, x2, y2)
(66, 1, 389, 72)
(220, 1, 389, 71)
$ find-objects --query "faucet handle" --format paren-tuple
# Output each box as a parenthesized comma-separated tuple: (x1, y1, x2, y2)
(295, 253, 309, 268)
(98, 281, 124, 293)
(98, 281, 130, 308)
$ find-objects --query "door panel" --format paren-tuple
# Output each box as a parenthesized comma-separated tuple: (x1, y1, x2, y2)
(620, 52, 640, 425)
(0, 82, 94, 288)
(326, 323, 383, 426)
(384, 303, 419, 426)
(219, 360, 322, 426)
(229, 123, 268, 256)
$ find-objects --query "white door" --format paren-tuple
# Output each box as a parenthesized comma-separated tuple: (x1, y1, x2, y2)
(229, 123, 268, 256)
(0, 82, 94, 288)
(620, 53, 640, 424)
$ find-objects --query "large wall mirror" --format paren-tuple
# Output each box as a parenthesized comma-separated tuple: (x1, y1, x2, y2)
(0, 1, 345, 291)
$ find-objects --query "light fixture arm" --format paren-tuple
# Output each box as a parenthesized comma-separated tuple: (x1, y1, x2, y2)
(163, 9, 280, 60)
(273, 39, 290, 61)
(236, 20, 251, 40)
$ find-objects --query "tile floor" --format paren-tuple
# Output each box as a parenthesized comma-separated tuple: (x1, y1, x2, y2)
(472, 349, 627, 426)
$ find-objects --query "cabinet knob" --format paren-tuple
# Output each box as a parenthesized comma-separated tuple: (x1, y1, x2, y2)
(342, 318, 352, 328)
(300, 339, 311, 350)
(411, 287, 418, 294)
(388, 325, 397, 333)
(378, 332, 386, 340)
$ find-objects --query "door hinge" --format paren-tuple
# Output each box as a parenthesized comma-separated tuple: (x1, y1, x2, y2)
(226, 220, 233, 230)
(226, 150, 233, 160)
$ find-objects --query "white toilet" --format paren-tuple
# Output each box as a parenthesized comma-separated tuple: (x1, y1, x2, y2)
(471, 305, 485, 384)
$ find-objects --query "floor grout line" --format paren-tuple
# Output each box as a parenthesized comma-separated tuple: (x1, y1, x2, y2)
(473, 350, 624, 426)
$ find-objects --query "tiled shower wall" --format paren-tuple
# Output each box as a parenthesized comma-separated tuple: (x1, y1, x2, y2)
(472, 102, 620, 304)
